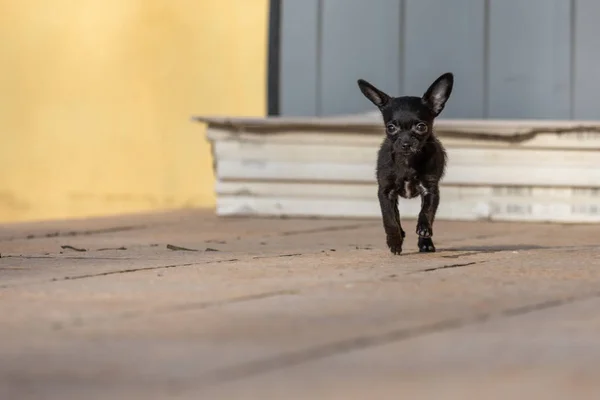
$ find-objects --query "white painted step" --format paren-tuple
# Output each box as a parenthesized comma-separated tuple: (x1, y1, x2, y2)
(214, 140, 600, 168)
(216, 160, 600, 187)
(216, 181, 600, 202)
(207, 125, 600, 150)
(217, 195, 600, 223)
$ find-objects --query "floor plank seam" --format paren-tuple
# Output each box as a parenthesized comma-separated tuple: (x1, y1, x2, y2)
(419, 261, 482, 273)
(277, 223, 377, 237)
(0, 225, 149, 243)
(0, 259, 240, 289)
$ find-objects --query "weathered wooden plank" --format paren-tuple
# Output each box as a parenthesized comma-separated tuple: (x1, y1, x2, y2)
(215, 160, 600, 188)
(206, 125, 600, 151)
(403, 0, 486, 118)
(217, 195, 600, 222)
(320, 0, 402, 115)
(279, 0, 320, 116)
(487, 0, 571, 119)
(216, 181, 600, 203)
(573, 0, 600, 119)
(214, 141, 600, 168)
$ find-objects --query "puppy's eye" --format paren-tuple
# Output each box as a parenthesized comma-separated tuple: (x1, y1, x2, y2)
(414, 122, 428, 133)
(386, 124, 397, 134)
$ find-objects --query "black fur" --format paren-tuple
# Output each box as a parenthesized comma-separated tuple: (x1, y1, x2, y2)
(357, 72, 454, 254)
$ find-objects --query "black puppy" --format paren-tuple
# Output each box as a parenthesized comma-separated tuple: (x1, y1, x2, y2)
(357, 72, 454, 255)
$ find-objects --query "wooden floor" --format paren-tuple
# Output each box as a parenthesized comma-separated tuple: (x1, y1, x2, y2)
(1, 210, 600, 399)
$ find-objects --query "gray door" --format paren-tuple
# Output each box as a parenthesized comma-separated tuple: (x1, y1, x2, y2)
(278, 0, 600, 120)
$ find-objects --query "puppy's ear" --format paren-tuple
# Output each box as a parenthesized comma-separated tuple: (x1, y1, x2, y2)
(422, 72, 454, 116)
(357, 79, 390, 108)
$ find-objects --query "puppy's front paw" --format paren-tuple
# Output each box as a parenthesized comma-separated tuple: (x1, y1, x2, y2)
(418, 237, 436, 253)
(416, 223, 432, 238)
(386, 234, 403, 255)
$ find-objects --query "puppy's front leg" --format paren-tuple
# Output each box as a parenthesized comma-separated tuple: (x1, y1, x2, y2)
(378, 188, 405, 255)
(416, 182, 439, 252)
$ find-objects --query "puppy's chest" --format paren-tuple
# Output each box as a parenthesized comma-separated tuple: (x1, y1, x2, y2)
(394, 177, 426, 199)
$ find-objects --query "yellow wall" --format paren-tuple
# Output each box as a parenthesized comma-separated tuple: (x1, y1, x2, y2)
(0, 0, 268, 223)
